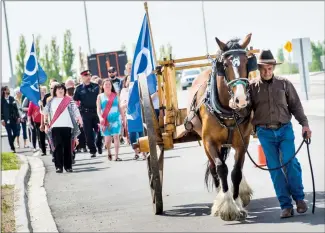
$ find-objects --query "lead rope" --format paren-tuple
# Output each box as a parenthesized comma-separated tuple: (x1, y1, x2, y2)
(233, 112, 315, 214)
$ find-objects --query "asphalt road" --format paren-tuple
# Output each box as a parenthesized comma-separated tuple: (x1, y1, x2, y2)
(1, 72, 324, 232)
(39, 115, 324, 232)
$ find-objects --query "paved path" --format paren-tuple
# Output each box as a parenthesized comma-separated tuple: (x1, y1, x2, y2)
(38, 115, 324, 232)
(1, 170, 19, 185)
(2, 72, 324, 231)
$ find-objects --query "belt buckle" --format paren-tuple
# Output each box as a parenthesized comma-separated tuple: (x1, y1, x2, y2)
(268, 124, 280, 129)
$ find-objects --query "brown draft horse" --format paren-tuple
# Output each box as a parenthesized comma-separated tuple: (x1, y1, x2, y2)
(187, 33, 255, 221)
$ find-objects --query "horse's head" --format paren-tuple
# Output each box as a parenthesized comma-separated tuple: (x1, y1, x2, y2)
(215, 33, 253, 110)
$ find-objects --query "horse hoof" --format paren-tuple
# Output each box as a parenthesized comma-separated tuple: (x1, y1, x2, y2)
(238, 176, 253, 207)
(238, 210, 247, 220)
(219, 211, 240, 221)
(241, 197, 251, 208)
(210, 204, 220, 216)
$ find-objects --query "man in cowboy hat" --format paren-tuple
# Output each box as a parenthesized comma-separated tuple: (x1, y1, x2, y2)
(236, 49, 312, 218)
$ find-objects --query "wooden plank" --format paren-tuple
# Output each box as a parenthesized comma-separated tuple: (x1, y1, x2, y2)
(175, 63, 212, 71)
(158, 49, 260, 66)
(159, 55, 215, 65)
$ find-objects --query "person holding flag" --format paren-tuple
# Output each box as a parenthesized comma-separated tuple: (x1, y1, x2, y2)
(20, 39, 47, 126)
(127, 13, 157, 154)
(27, 87, 47, 156)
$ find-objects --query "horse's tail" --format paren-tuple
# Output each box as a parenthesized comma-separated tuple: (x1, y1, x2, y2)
(204, 160, 214, 192)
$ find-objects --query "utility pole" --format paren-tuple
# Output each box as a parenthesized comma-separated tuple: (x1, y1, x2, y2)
(3, 0, 15, 87)
(83, 1, 91, 55)
(201, 1, 209, 55)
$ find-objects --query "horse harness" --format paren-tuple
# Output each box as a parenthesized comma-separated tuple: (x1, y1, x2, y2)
(185, 49, 258, 158)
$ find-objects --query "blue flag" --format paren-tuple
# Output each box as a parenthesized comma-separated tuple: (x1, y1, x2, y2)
(20, 42, 47, 106)
(127, 14, 157, 133)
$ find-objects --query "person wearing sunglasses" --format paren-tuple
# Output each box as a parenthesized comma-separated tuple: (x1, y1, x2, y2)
(108, 66, 125, 144)
(108, 67, 123, 95)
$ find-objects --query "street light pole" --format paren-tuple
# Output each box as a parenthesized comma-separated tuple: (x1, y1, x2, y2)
(201, 1, 209, 55)
(3, 0, 15, 87)
(83, 1, 91, 54)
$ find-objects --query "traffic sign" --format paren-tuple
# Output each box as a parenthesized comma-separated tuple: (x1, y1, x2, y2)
(284, 41, 292, 53)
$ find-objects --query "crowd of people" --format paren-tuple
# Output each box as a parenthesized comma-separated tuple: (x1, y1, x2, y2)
(1, 63, 155, 173)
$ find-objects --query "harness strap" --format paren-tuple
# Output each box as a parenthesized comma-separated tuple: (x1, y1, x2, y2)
(184, 83, 207, 131)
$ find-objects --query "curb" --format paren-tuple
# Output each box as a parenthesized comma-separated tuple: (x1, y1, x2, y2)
(27, 156, 58, 232)
(14, 154, 32, 233)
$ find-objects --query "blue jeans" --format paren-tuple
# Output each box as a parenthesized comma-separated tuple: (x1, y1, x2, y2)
(17, 121, 28, 140)
(256, 122, 304, 209)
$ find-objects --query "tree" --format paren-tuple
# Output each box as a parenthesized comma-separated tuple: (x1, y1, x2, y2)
(78, 46, 87, 74)
(35, 35, 41, 59)
(310, 41, 325, 72)
(129, 43, 136, 62)
(120, 43, 127, 52)
(277, 48, 285, 63)
(50, 37, 61, 82)
(40, 44, 53, 86)
(62, 30, 75, 78)
(15, 35, 27, 85)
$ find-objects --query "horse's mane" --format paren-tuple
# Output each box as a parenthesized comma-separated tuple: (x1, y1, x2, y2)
(224, 37, 242, 51)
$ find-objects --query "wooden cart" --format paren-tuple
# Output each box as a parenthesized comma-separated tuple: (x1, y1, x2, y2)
(132, 2, 259, 215)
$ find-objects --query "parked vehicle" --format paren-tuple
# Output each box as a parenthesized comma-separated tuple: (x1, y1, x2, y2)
(180, 68, 201, 90)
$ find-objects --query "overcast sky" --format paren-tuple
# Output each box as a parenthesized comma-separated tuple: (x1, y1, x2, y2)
(2, 1, 324, 82)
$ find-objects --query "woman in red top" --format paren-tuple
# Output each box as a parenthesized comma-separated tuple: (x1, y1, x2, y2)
(28, 101, 46, 155)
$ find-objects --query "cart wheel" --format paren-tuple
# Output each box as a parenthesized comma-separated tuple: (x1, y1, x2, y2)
(138, 74, 164, 215)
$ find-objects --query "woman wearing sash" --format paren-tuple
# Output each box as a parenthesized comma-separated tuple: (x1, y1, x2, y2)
(96, 79, 123, 161)
(44, 83, 83, 173)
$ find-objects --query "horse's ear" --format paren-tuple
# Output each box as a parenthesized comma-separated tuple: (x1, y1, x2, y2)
(215, 37, 227, 51)
(240, 33, 252, 49)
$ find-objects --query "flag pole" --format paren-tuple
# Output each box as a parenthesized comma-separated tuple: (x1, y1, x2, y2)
(144, 2, 157, 65)
(32, 34, 42, 107)
(3, 1, 15, 88)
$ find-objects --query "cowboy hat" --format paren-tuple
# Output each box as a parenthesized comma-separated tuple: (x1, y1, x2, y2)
(257, 49, 282, 65)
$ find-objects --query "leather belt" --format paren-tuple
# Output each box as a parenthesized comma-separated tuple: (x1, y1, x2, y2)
(80, 108, 96, 113)
(257, 123, 284, 130)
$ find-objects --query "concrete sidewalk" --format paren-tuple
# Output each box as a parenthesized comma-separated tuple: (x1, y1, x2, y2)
(301, 98, 325, 117)
(2, 170, 19, 185)
(2, 154, 32, 232)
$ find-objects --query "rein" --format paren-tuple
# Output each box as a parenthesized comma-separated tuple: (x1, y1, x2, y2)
(233, 112, 315, 214)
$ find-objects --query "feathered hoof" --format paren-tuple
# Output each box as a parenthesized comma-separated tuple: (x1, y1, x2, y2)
(238, 209, 248, 220)
(210, 202, 220, 217)
(219, 208, 242, 221)
(240, 193, 252, 207)
(238, 176, 253, 207)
